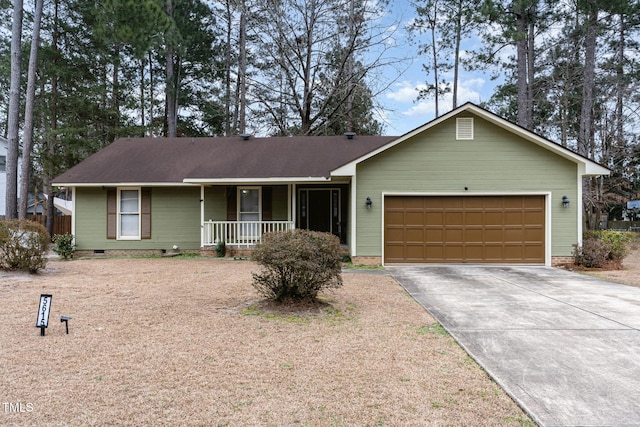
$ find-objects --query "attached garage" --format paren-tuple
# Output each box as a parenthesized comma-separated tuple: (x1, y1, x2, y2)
(384, 195, 545, 264)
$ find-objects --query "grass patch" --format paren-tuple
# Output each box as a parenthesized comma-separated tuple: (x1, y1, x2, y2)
(240, 297, 357, 324)
(416, 323, 450, 337)
(342, 262, 385, 270)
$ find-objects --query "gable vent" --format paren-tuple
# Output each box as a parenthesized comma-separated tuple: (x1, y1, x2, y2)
(456, 117, 474, 140)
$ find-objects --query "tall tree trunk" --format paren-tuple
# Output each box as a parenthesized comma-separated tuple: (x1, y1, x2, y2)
(452, 0, 462, 109)
(148, 50, 154, 136)
(581, 3, 598, 230)
(615, 14, 625, 155)
(18, 0, 44, 220)
(165, 0, 177, 137)
(430, 10, 439, 117)
(527, 5, 536, 128)
(6, 0, 23, 220)
(579, 2, 598, 157)
(224, 0, 233, 136)
(140, 59, 145, 135)
(238, 0, 247, 135)
(45, 0, 60, 236)
(514, 6, 530, 129)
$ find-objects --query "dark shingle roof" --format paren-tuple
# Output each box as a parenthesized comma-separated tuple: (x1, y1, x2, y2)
(52, 135, 396, 185)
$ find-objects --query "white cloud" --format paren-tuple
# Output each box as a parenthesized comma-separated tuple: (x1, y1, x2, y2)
(386, 80, 419, 103)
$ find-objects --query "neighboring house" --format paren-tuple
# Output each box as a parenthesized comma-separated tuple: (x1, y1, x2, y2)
(0, 136, 22, 217)
(52, 103, 610, 265)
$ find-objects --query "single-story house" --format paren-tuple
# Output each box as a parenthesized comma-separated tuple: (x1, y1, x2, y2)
(52, 103, 610, 265)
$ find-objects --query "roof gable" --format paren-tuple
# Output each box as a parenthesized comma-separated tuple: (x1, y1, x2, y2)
(331, 103, 610, 177)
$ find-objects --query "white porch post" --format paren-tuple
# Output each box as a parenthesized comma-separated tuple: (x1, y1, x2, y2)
(71, 187, 76, 240)
(200, 185, 205, 247)
(350, 175, 357, 256)
(291, 184, 296, 228)
(577, 168, 584, 247)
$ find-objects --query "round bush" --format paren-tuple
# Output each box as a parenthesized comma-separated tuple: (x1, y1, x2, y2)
(251, 230, 343, 302)
(0, 220, 50, 273)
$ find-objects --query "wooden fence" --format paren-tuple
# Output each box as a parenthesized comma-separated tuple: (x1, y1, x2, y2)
(27, 214, 72, 236)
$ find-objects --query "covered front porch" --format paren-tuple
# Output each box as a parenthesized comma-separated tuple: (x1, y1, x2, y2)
(198, 183, 350, 248)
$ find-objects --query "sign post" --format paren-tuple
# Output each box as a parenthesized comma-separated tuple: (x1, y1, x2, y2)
(36, 294, 52, 336)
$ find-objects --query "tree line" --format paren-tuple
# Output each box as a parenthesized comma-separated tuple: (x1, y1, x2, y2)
(2, 0, 639, 231)
(409, 0, 640, 228)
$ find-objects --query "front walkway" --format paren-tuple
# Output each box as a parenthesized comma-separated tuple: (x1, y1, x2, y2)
(387, 265, 640, 426)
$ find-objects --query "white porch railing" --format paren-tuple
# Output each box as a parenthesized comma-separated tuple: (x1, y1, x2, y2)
(203, 220, 295, 248)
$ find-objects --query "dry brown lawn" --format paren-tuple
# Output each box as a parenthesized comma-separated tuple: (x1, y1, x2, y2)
(0, 257, 533, 426)
(580, 247, 640, 286)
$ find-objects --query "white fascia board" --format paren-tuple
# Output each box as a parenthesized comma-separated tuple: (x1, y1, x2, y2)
(183, 177, 330, 184)
(52, 182, 196, 187)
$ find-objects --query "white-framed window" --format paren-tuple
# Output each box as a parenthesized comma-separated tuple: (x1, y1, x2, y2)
(118, 187, 141, 240)
(456, 117, 474, 140)
(238, 187, 261, 238)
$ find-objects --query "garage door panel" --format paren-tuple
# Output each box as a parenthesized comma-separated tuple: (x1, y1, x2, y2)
(425, 245, 444, 259)
(404, 198, 425, 209)
(405, 212, 425, 225)
(444, 228, 463, 241)
(426, 212, 444, 223)
(466, 212, 484, 225)
(444, 211, 464, 225)
(465, 229, 484, 242)
(485, 211, 504, 223)
(525, 211, 544, 222)
(385, 228, 405, 242)
(405, 245, 426, 259)
(445, 245, 464, 260)
(504, 211, 524, 224)
(426, 228, 443, 242)
(505, 228, 524, 241)
(465, 245, 485, 259)
(384, 195, 545, 264)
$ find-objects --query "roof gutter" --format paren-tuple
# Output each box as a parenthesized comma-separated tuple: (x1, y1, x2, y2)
(183, 177, 331, 184)
(51, 182, 197, 187)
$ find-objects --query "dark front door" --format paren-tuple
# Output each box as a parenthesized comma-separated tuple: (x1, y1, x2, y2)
(299, 189, 341, 239)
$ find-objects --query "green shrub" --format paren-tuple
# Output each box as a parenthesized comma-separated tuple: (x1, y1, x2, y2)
(584, 230, 633, 261)
(52, 234, 75, 259)
(0, 220, 50, 273)
(251, 230, 343, 302)
(215, 240, 226, 257)
(573, 237, 611, 268)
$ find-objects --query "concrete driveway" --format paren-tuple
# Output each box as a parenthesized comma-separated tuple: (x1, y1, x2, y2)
(387, 265, 640, 427)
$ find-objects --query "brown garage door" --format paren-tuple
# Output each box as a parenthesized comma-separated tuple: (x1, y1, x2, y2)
(384, 196, 545, 264)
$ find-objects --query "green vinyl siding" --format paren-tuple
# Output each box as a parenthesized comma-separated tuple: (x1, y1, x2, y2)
(204, 186, 227, 221)
(75, 187, 202, 251)
(356, 113, 578, 258)
(271, 185, 289, 220)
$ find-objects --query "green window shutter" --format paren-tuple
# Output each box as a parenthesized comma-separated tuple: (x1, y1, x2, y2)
(106, 189, 116, 239)
(141, 189, 151, 239)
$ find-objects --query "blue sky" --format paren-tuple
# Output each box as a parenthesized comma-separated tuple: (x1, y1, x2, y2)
(375, 0, 503, 136)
